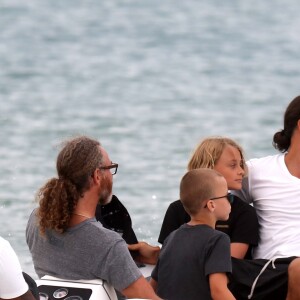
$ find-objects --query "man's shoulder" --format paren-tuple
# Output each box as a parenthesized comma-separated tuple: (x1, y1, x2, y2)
(248, 154, 282, 167)
(70, 219, 124, 244)
(0, 237, 15, 263)
(0, 236, 9, 250)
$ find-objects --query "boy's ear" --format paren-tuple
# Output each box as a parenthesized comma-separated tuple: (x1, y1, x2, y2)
(206, 200, 215, 211)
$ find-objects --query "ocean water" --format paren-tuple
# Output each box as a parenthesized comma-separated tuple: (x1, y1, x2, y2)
(1, 0, 300, 278)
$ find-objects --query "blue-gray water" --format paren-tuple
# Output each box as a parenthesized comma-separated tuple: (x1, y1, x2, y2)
(1, 0, 300, 278)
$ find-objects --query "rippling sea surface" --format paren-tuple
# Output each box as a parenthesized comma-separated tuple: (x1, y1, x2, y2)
(1, 0, 300, 278)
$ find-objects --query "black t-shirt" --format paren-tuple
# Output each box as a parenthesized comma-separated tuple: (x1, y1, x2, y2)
(95, 195, 138, 245)
(158, 195, 259, 259)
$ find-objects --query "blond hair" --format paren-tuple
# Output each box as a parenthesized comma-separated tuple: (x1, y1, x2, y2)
(187, 136, 246, 173)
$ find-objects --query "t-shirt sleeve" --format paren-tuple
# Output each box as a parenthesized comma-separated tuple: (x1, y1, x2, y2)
(95, 238, 142, 292)
(0, 239, 28, 299)
(158, 201, 189, 244)
(151, 260, 159, 281)
(204, 234, 232, 277)
(230, 204, 259, 245)
(151, 235, 169, 281)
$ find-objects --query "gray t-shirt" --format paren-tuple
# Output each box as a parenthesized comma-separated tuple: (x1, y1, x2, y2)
(26, 209, 142, 291)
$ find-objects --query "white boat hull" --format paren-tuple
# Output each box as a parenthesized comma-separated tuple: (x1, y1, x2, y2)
(36, 276, 117, 300)
(35, 264, 154, 300)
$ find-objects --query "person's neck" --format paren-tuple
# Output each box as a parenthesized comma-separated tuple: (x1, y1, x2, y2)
(188, 215, 215, 228)
(69, 192, 97, 227)
(69, 208, 95, 227)
(284, 145, 300, 179)
(72, 212, 93, 219)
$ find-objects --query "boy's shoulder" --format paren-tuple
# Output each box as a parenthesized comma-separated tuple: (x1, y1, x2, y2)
(174, 223, 228, 240)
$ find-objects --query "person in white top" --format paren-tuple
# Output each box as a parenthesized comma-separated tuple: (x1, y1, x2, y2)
(232, 95, 300, 300)
(240, 154, 300, 260)
(0, 236, 35, 300)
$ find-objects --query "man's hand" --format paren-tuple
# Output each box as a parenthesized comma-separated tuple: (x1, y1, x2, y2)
(128, 242, 160, 265)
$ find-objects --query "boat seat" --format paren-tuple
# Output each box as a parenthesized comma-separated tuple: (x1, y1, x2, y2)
(36, 276, 118, 300)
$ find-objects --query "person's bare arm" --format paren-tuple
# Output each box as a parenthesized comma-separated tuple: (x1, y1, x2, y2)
(3, 290, 36, 300)
(149, 278, 158, 292)
(230, 242, 249, 259)
(209, 273, 235, 300)
(121, 276, 161, 299)
(128, 242, 160, 265)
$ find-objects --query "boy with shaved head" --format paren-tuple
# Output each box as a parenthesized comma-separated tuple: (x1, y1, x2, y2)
(150, 168, 235, 300)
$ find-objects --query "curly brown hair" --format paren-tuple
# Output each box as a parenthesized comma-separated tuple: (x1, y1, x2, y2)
(37, 136, 103, 235)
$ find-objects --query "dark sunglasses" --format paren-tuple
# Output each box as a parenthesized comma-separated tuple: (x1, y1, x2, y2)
(204, 192, 234, 208)
(210, 192, 234, 204)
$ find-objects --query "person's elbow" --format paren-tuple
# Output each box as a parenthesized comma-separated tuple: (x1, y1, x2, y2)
(209, 273, 235, 300)
(230, 242, 249, 259)
(10, 290, 37, 300)
(149, 278, 158, 292)
(121, 276, 161, 300)
(210, 285, 235, 300)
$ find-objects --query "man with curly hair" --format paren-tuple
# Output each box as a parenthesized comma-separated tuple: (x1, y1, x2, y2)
(26, 135, 160, 300)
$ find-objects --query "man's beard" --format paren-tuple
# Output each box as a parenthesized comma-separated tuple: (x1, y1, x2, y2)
(98, 175, 113, 205)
